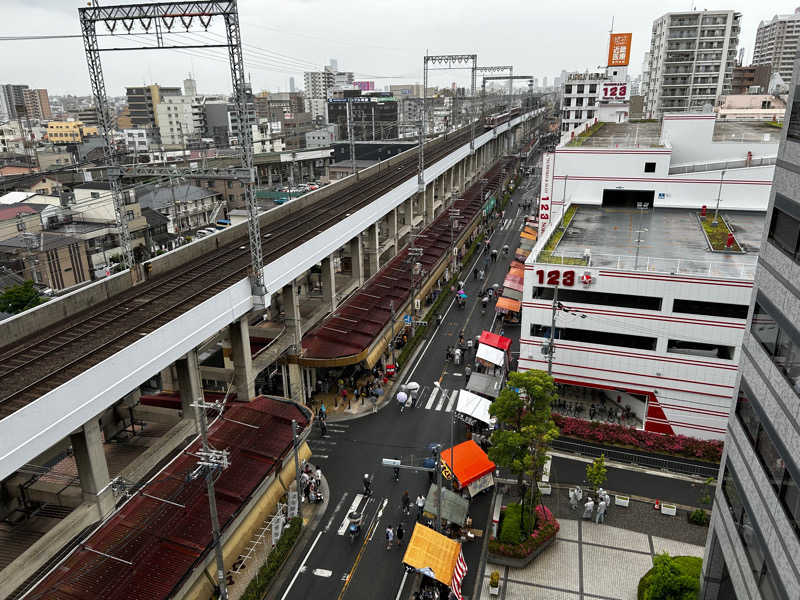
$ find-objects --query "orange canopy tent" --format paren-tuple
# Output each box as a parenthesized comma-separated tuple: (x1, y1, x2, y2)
(441, 439, 496, 487)
(402, 524, 462, 586)
(496, 296, 522, 313)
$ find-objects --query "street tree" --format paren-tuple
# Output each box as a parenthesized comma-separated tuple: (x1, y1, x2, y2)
(489, 369, 559, 533)
(585, 454, 608, 492)
(0, 281, 47, 314)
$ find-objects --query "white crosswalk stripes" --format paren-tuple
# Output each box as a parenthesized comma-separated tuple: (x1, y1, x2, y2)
(418, 387, 458, 412)
(425, 387, 440, 410)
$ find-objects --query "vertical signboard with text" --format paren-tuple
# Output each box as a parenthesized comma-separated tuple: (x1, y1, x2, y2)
(607, 33, 632, 67)
(538, 152, 555, 239)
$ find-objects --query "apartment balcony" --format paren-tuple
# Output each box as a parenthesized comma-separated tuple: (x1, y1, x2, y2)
(669, 21, 700, 28)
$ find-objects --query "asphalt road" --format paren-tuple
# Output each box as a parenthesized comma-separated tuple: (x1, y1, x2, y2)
(275, 168, 536, 600)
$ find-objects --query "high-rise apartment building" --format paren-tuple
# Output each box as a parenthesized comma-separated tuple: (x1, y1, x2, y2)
(304, 68, 335, 123)
(754, 9, 800, 85)
(125, 84, 182, 129)
(22, 89, 51, 121)
(0, 84, 29, 121)
(644, 10, 740, 118)
(700, 55, 800, 600)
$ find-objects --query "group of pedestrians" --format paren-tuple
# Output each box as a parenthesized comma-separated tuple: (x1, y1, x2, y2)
(300, 462, 323, 503)
(385, 491, 427, 550)
(571, 486, 611, 524)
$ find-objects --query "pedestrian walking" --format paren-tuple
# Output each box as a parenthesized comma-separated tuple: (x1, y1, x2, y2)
(596, 499, 607, 524)
(473, 267, 478, 280)
(402, 491, 411, 515)
(582, 497, 594, 520)
(396, 523, 405, 547)
(479, 269, 484, 280)
(491, 249, 498, 263)
(385, 526, 394, 550)
(315, 467, 322, 489)
(416, 494, 426, 521)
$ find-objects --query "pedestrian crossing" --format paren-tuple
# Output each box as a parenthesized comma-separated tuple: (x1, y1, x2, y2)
(415, 387, 459, 413)
(308, 422, 348, 461)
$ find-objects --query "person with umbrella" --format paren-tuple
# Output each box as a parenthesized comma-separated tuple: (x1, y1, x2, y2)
(396, 390, 408, 411)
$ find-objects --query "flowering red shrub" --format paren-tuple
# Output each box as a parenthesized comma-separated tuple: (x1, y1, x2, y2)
(489, 504, 560, 558)
(553, 414, 723, 462)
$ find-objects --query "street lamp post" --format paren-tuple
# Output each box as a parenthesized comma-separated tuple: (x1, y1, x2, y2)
(712, 169, 725, 226)
(434, 382, 456, 493)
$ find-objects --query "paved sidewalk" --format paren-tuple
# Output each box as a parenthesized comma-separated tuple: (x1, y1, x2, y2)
(477, 489, 707, 600)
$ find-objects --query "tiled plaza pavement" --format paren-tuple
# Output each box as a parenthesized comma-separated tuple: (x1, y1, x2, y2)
(479, 489, 707, 600)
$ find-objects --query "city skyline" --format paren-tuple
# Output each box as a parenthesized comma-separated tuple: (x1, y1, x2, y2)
(0, 0, 785, 95)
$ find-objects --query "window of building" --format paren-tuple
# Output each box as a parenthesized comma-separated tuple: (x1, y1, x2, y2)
(787, 87, 800, 141)
(751, 301, 800, 394)
(530, 323, 657, 351)
(644, 162, 656, 173)
(672, 298, 749, 319)
(768, 204, 800, 262)
(564, 85, 572, 94)
(533, 287, 662, 311)
(735, 388, 800, 540)
(125, 210, 134, 221)
(577, 85, 584, 94)
(589, 84, 597, 93)
(91, 192, 100, 199)
(667, 339, 734, 359)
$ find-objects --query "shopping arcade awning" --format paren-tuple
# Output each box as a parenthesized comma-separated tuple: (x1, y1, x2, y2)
(440, 439, 496, 487)
(402, 523, 462, 587)
(502, 287, 522, 301)
(476, 343, 505, 366)
(422, 483, 469, 525)
(503, 275, 523, 292)
(496, 296, 522, 313)
(478, 330, 512, 352)
(455, 389, 495, 427)
(520, 231, 537, 241)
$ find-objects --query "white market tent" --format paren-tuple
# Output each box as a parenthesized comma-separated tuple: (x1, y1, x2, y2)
(476, 343, 505, 367)
(455, 390, 494, 426)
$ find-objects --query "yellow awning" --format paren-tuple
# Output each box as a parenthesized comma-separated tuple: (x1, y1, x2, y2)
(402, 523, 461, 586)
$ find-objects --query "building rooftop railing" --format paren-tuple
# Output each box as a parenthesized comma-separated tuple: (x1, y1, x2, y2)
(532, 251, 756, 280)
(669, 155, 776, 174)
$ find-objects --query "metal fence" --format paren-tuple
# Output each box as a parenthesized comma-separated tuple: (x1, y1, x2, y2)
(669, 155, 776, 175)
(551, 438, 720, 479)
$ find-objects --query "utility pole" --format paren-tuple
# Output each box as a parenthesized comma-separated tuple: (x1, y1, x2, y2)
(449, 208, 460, 275)
(346, 100, 357, 179)
(389, 300, 397, 367)
(191, 399, 231, 600)
(633, 202, 648, 270)
(292, 419, 301, 513)
(407, 235, 424, 337)
(546, 285, 558, 375)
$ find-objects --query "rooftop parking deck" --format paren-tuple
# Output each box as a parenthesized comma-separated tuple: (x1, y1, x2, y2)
(537, 206, 763, 279)
(570, 119, 781, 149)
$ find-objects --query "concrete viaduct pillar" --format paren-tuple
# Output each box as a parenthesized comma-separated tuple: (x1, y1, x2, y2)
(389, 208, 398, 257)
(176, 349, 202, 417)
(425, 183, 434, 224)
(282, 284, 306, 404)
(350, 236, 364, 287)
(321, 254, 337, 313)
(70, 419, 114, 519)
(366, 223, 380, 276)
(230, 317, 255, 401)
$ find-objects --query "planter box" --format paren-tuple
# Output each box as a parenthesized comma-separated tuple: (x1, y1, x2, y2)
(615, 495, 630, 507)
(539, 482, 552, 496)
(488, 535, 555, 568)
(661, 503, 677, 516)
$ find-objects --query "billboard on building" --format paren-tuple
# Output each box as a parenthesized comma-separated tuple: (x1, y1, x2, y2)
(354, 81, 375, 91)
(608, 33, 632, 67)
(538, 152, 555, 238)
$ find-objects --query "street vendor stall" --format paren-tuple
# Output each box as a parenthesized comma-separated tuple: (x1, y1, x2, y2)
(514, 247, 530, 262)
(402, 524, 467, 599)
(440, 439, 496, 497)
(476, 343, 506, 371)
(495, 296, 522, 324)
(478, 331, 512, 353)
(466, 371, 504, 400)
(501, 274, 523, 301)
(423, 483, 469, 526)
(455, 389, 495, 428)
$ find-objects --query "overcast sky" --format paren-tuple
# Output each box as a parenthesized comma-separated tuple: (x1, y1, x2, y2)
(0, 1, 791, 96)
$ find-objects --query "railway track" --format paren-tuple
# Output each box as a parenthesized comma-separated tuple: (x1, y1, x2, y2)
(0, 127, 481, 415)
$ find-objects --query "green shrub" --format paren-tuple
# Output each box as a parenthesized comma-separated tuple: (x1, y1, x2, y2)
(238, 516, 303, 600)
(688, 509, 710, 526)
(499, 503, 523, 544)
(637, 554, 702, 600)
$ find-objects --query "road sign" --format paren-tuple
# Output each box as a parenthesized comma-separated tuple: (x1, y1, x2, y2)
(287, 491, 299, 518)
(403, 315, 412, 324)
